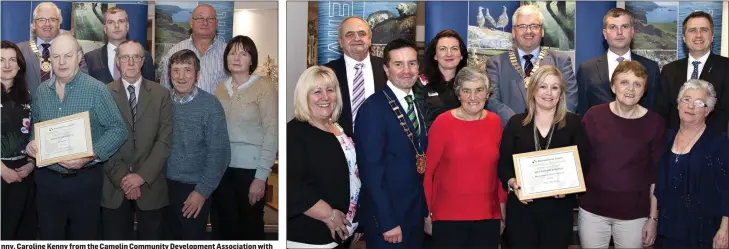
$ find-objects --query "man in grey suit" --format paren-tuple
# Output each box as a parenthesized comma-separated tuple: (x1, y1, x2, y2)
(17, 2, 87, 92)
(486, 5, 577, 124)
(84, 6, 155, 84)
(101, 40, 172, 240)
(576, 8, 660, 115)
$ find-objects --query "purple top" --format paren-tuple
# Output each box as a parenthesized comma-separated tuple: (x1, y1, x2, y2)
(580, 103, 666, 220)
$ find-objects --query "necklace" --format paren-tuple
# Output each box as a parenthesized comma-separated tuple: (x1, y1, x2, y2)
(674, 125, 705, 162)
(534, 122, 556, 151)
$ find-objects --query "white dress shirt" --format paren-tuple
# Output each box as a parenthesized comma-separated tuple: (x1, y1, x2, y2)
(344, 54, 376, 104)
(107, 43, 118, 77)
(387, 81, 419, 122)
(607, 49, 632, 81)
(686, 52, 711, 81)
(122, 76, 142, 101)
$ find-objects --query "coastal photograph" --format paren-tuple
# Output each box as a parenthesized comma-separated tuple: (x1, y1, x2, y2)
(626, 1, 678, 50)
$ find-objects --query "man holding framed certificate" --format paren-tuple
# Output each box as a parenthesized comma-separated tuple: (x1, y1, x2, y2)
(25, 34, 128, 240)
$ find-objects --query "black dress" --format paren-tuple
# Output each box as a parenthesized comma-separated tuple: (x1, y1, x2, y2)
(413, 76, 460, 131)
(497, 112, 590, 249)
(1, 98, 37, 240)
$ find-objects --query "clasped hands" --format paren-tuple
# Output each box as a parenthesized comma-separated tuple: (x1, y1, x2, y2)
(508, 178, 565, 205)
(121, 173, 145, 200)
(322, 209, 350, 241)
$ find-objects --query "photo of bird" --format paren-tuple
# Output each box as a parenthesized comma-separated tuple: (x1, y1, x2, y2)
(496, 6, 509, 32)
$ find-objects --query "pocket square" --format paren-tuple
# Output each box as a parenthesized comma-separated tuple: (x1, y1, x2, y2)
(428, 91, 439, 97)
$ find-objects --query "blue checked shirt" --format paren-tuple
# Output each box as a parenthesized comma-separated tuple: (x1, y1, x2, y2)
(171, 87, 199, 104)
(160, 36, 228, 95)
(31, 72, 128, 173)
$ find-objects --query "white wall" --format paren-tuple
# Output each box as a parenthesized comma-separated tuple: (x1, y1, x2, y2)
(286, 1, 308, 121)
(234, 9, 279, 64)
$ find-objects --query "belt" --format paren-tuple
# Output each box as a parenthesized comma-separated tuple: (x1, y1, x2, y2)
(44, 166, 95, 178)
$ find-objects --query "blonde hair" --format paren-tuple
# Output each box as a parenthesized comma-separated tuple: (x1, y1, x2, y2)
(522, 65, 568, 129)
(293, 66, 344, 122)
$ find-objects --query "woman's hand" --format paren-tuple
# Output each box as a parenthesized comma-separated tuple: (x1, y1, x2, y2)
(1, 165, 22, 184)
(714, 227, 728, 249)
(508, 178, 532, 205)
(322, 209, 350, 240)
(642, 218, 657, 247)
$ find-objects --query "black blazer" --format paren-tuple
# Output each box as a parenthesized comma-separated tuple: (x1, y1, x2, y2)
(324, 55, 387, 137)
(577, 52, 661, 115)
(654, 53, 729, 131)
(84, 44, 156, 84)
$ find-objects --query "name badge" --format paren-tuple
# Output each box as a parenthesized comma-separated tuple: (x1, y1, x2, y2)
(427, 91, 439, 97)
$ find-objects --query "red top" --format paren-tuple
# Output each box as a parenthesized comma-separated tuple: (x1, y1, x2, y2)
(424, 110, 507, 221)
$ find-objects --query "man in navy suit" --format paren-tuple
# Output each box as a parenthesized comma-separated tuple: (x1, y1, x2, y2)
(324, 16, 387, 137)
(577, 8, 661, 115)
(354, 39, 428, 248)
(84, 6, 155, 84)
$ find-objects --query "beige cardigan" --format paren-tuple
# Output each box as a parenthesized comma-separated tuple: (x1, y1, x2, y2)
(215, 76, 278, 180)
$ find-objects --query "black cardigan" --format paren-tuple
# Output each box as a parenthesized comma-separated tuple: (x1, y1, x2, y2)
(287, 119, 351, 245)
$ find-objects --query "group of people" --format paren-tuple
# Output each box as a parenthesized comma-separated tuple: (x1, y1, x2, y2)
(288, 5, 728, 249)
(1, 3, 278, 240)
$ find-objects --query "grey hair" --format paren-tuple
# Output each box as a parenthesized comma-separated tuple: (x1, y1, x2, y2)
(512, 5, 544, 27)
(677, 79, 717, 110)
(33, 2, 63, 24)
(453, 67, 492, 94)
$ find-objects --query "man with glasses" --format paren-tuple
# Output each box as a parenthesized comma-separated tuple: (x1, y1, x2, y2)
(576, 8, 660, 115)
(654, 11, 729, 131)
(85, 7, 155, 84)
(485, 4, 577, 124)
(18, 2, 88, 91)
(159, 4, 227, 94)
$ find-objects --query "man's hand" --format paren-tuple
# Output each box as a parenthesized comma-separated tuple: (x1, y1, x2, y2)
(248, 178, 266, 205)
(125, 187, 141, 200)
(121, 173, 145, 193)
(25, 140, 38, 158)
(424, 216, 432, 235)
(182, 191, 206, 219)
(383, 226, 402, 243)
(59, 157, 93, 169)
(2, 166, 22, 183)
(15, 162, 35, 178)
(715, 228, 728, 249)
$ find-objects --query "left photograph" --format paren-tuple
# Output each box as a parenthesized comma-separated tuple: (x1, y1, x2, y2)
(0, 0, 279, 240)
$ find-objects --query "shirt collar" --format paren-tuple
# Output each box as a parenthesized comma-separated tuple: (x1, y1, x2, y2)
(122, 76, 142, 90)
(387, 81, 413, 102)
(224, 75, 261, 93)
(47, 71, 81, 89)
(171, 87, 199, 104)
(688, 51, 711, 65)
(186, 36, 224, 54)
(607, 49, 631, 62)
(107, 43, 118, 53)
(517, 46, 541, 62)
(344, 53, 372, 69)
(36, 36, 54, 46)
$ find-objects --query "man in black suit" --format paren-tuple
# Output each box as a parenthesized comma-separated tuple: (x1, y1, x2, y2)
(84, 6, 155, 84)
(577, 8, 660, 115)
(324, 16, 386, 137)
(654, 11, 729, 131)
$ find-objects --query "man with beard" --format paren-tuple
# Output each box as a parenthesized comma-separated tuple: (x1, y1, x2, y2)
(354, 39, 429, 249)
(485, 4, 577, 125)
(18, 2, 87, 91)
(577, 8, 660, 114)
(654, 11, 729, 131)
(324, 16, 387, 137)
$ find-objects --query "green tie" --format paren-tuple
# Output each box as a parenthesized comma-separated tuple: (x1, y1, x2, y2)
(405, 95, 419, 135)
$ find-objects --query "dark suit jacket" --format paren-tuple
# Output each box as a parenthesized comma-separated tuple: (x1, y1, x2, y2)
(324, 55, 387, 137)
(18, 39, 88, 92)
(101, 78, 172, 210)
(577, 52, 661, 115)
(485, 50, 577, 125)
(654, 53, 729, 131)
(354, 85, 428, 247)
(84, 44, 156, 84)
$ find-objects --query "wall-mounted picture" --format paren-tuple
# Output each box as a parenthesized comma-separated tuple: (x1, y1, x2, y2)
(467, 1, 519, 53)
(676, 2, 723, 60)
(626, 1, 678, 50)
(523, 0, 575, 51)
(73, 2, 113, 46)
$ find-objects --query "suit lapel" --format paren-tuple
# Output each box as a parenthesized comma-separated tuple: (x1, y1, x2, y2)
(371, 56, 386, 90)
(597, 53, 609, 85)
(383, 85, 423, 152)
(135, 80, 153, 119)
(110, 80, 133, 126)
(100, 44, 114, 81)
(334, 57, 352, 120)
(699, 53, 715, 81)
(676, 58, 689, 83)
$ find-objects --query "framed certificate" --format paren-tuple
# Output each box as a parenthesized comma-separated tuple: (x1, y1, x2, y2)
(34, 112, 94, 167)
(512, 145, 586, 200)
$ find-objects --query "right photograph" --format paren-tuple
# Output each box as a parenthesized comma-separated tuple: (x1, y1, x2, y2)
(286, 1, 729, 249)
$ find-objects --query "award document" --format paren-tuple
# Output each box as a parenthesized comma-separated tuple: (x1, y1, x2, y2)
(34, 112, 94, 167)
(512, 145, 586, 200)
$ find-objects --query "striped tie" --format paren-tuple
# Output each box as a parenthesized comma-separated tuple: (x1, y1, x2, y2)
(40, 43, 51, 82)
(351, 63, 365, 121)
(691, 61, 701, 79)
(127, 85, 137, 125)
(405, 95, 419, 135)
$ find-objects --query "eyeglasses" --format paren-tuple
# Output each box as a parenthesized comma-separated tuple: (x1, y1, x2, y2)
(191, 17, 217, 24)
(34, 18, 59, 24)
(118, 55, 144, 63)
(679, 96, 707, 108)
(515, 24, 543, 31)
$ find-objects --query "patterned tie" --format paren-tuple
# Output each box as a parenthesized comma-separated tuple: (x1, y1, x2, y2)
(691, 61, 701, 80)
(617, 56, 625, 63)
(351, 63, 365, 121)
(113, 48, 121, 80)
(523, 54, 534, 77)
(127, 85, 137, 125)
(405, 95, 419, 135)
(40, 43, 51, 82)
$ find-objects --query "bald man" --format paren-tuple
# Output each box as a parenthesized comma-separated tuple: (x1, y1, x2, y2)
(25, 34, 127, 240)
(159, 4, 227, 94)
